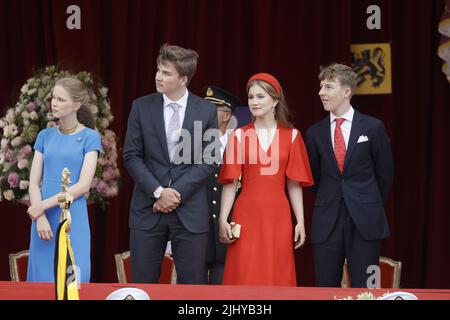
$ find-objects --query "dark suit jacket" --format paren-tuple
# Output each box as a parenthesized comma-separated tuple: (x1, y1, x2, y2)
(205, 165, 227, 264)
(306, 110, 394, 244)
(123, 92, 219, 233)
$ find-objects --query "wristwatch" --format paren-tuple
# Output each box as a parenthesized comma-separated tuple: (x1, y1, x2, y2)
(153, 186, 164, 199)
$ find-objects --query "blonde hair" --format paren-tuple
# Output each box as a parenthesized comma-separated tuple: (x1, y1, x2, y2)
(246, 80, 293, 128)
(319, 63, 358, 97)
(55, 77, 96, 129)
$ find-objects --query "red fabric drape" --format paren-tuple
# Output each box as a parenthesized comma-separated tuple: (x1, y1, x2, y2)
(1, 0, 449, 288)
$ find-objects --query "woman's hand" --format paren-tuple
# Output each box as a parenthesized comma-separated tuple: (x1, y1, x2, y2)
(36, 215, 53, 241)
(219, 220, 237, 244)
(294, 222, 306, 249)
(27, 201, 47, 220)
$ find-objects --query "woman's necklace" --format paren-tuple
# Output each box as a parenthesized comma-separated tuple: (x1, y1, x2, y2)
(59, 122, 80, 134)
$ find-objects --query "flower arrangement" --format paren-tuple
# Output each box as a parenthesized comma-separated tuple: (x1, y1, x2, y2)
(335, 291, 391, 300)
(0, 66, 120, 209)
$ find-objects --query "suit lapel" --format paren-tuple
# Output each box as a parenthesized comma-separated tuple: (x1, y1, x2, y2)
(343, 110, 363, 172)
(153, 95, 171, 163)
(181, 93, 200, 132)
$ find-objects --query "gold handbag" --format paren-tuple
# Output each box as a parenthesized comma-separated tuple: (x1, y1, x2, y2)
(230, 222, 241, 239)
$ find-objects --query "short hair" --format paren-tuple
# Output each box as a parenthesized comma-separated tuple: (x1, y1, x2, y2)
(157, 43, 199, 85)
(319, 63, 357, 96)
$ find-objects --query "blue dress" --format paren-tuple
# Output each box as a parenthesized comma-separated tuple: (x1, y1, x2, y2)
(27, 126, 101, 282)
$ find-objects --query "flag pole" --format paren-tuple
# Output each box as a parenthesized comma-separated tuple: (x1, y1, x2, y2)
(58, 168, 73, 229)
(55, 168, 79, 300)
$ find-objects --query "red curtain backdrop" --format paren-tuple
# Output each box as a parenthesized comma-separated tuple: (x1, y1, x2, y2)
(0, 0, 448, 288)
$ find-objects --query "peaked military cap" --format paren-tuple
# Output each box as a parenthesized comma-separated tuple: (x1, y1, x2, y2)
(203, 85, 242, 113)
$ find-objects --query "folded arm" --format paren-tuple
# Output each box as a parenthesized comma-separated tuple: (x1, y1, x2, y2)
(27, 150, 98, 220)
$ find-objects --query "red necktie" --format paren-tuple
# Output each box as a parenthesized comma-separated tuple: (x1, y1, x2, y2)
(334, 118, 346, 173)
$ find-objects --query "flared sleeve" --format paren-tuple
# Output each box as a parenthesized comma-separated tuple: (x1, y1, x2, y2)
(286, 128, 314, 186)
(218, 129, 243, 184)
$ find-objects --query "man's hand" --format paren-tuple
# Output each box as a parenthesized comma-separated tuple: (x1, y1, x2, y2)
(153, 188, 181, 213)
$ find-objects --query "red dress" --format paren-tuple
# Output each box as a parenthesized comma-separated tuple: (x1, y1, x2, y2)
(219, 123, 313, 286)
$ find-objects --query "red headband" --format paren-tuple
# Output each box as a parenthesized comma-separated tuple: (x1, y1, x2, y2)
(247, 72, 282, 94)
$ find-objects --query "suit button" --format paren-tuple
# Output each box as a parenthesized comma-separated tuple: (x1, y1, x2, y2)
(212, 200, 217, 205)
(212, 214, 216, 218)
(213, 187, 218, 191)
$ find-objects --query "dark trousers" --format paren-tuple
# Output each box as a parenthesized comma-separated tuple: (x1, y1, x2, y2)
(207, 262, 224, 285)
(130, 212, 208, 284)
(314, 201, 381, 288)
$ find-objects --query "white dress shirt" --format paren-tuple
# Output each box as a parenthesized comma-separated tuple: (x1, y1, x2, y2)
(219, 132, 229, 159)
(163, 89, 189, 133)
(330, 106, 354, 149)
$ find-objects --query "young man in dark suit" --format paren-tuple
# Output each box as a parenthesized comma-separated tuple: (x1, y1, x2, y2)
(306, 63, 394, 288)
(123, 44, 219, 284)
(203, 85, 241, 284)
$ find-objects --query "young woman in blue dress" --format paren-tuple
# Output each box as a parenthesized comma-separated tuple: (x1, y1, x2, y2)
(26, 77, 101, 282)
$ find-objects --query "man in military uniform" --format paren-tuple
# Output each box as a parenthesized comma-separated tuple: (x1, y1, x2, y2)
(203, 85, 241, 284)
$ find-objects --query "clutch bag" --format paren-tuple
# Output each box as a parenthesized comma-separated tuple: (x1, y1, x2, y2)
(230, 222, 241, 239)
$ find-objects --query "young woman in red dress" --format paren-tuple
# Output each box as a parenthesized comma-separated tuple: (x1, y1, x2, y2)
(218, 73, 314, 286)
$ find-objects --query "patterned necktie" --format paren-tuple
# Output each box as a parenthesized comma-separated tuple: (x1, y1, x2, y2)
(334, 118, 346, 173)
(166, 103, 181, 161)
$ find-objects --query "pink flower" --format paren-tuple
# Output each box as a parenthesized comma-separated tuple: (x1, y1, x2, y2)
(109, 150, 118, 162)
(5, 109, 14, 122)
(3, 190, 15, 201)
(10, 136, 22, 147)
(104, 129, 116, 140)
(20, 180, 29, 190)
(100, 118, 109, 129)
(17, 159, 29, 169)
(7, 172, 20, 188)
(1, 138, 8, 150)
(5, 149, 17, 164)
(21, 111, 30, 119)
(102, 166, 117, 181)
(29, 111, 38, 120)
(21, 144, 32, 156)
(106, 185, 118, 197)
(102, 139, 111, 149)
(95, 180, 109, 194)
(97, 157, 107, 166)
(10, 124, 19, 137)
(26, 102, 37, 112)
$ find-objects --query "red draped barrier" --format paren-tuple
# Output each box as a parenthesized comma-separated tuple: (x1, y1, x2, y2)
(1, 281, 450, 300)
